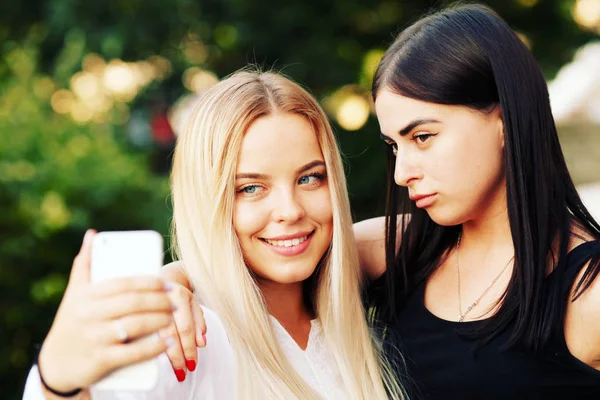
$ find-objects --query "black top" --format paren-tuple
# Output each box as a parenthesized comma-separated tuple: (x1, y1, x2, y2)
(378, 240, 600, 400)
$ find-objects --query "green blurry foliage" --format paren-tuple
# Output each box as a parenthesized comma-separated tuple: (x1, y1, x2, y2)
(0, 0, 597, 398)
(0, 41, 171, 396)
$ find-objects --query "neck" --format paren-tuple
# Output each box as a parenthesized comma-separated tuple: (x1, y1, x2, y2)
(459, 209, 514, 273)
(460, 180, 513, 254)
(257, 279, 312, 331)
(462, 211, 512, 249)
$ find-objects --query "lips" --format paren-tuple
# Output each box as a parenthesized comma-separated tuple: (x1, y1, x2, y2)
(260, 231, 315, 256)
(263, 234, 310, 248)
(409, 193, 436, 201)
(409, 193, 438, 208)
(261, 230, 313, 242)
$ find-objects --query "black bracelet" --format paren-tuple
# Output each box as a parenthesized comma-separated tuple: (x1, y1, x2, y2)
(34, 345, 82, 398)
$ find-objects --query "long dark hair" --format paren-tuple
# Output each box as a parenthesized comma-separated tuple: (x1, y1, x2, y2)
(369, 4, 600, 353)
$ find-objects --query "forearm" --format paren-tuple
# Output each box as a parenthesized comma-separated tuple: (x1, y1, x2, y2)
(161, 261, 192, 291)
(354, 214, 407, 281)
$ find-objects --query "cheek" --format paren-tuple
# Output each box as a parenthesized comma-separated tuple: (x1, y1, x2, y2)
(308, 188, 334, 229)
(438, 135, 504, 196)
(233, 200, 269, 241)
(425, 140, 464, 186)
(464, 138, 503, 186)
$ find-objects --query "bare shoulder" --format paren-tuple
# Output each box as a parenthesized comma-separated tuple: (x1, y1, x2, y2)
(564, 228, 600, 370)
(354, 215, 408, 281)
(567, 224, 597, 251)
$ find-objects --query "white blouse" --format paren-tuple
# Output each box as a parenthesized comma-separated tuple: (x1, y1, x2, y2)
(23, 306, 347, 399)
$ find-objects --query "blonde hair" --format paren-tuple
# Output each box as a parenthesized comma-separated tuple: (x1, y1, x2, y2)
(171, 69, 404, 399)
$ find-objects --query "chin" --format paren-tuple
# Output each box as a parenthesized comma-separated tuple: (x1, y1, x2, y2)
(275, 266, 317, 284)
(425, 208, 465, 227)
(254, 260, 317, 285)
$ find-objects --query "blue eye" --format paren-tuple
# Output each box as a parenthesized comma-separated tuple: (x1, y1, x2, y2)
(238, 185, 262, 195)
(298, 173, 325, 185)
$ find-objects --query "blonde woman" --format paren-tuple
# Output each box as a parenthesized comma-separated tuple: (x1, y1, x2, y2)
(23, 70, 404, 400)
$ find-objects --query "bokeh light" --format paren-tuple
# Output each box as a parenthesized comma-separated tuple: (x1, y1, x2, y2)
(360, 49, 385, 88)
(182, 33, 209, 64)
(148, 55, 173, 80)
(50, 90, 74, 114)
(40, 191, 71, 229)
(336, 95, 371, 131)
(33, 77, 56, 101)
(183, 67, 219, 93)
(214, 24, 238, 50)
(71, 71, 100, 100)
(103, 60, 138, 101)
(325, 85, 372, 131)
(70, 102, 93, 124)
(516, 0, 538, 7)
(82, 53, 107, 76)
(169, 93, 201, 136)
(573, 0, 600, 32)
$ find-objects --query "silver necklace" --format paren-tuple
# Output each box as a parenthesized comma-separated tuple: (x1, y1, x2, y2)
(455, 234, 514, 322)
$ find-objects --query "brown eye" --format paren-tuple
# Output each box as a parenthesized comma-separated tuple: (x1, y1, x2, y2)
(413, 133, 434, 143)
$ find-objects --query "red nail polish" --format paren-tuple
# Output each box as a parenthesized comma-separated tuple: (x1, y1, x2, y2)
(186, 359, 196, 372)
(202, 333, 207, 345)
(174, 369, 186, 382)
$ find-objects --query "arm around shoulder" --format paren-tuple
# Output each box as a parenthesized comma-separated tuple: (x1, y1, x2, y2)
(354, 215, 407, 281)
(161, 261, 192, 290)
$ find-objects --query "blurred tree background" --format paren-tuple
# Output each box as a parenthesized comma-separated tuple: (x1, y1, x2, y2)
(1, 0, 599, 397)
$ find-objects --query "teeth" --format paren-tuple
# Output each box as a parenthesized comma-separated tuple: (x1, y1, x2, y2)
(265, 235, 309, 247)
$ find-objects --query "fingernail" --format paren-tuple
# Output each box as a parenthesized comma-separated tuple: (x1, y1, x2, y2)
(163, 282, 174, 292)
(186, 359, 196, 372)
(174, 369, 186, 382)
(83, 229, 95, 246)
(202, 333, 206, 345)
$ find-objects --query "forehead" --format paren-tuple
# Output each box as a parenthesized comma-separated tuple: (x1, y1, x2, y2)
(374, 89, 445, 134)
(237, 112, 324, 171)
(374, 88, 494, 137)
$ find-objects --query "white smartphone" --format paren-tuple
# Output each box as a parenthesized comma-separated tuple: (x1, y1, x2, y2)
(90, 230, 164, 391)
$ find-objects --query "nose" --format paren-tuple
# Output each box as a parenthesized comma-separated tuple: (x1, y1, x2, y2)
(394, 147, 421, 187)
(272, 188, 306, 223)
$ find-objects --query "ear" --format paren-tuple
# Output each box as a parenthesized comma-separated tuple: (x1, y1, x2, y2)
(492, 105, 504, 149)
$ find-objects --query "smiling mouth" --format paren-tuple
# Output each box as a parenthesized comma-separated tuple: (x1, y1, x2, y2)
(261, 231, 314, 248)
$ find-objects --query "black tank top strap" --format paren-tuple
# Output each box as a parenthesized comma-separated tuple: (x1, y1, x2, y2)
(549, 239, 600, 379)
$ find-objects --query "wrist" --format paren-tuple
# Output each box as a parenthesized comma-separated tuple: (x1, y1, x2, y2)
(37, 343, 83, 397)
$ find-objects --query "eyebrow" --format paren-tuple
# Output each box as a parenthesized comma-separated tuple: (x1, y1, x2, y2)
(380, 118, 441, 141)
(235, 160, 326, 180)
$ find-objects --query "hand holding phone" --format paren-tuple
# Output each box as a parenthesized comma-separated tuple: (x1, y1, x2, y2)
(90, 230, 165, 391)
(37, 230, 173, 396)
